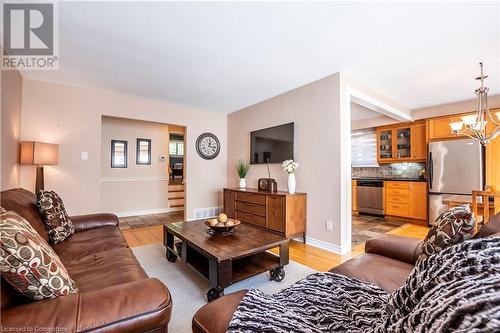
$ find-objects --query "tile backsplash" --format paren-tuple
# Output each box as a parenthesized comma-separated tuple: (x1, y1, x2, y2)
(353, 162, 426, 179)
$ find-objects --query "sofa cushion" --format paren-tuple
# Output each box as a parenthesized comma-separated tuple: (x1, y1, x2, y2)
(330, 253, 413, 293)
(0, 209, 78, 300)
(52, 226, 129, 263)
(193, 290, 248, 333)
(1, 188, 49, 242)
(475, 212, 500, 239)
(418, 204, 475, 262)
(36, 190, 75, 244)
(227, 238, 500, 333)
(63, 248, 148, 292)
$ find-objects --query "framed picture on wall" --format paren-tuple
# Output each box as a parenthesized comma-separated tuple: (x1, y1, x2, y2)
(136, 138, 152, 165)
(111, 140, 128, 168)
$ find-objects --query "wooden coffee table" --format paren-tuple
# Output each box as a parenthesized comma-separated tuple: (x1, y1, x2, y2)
(163, 220, 289, 302)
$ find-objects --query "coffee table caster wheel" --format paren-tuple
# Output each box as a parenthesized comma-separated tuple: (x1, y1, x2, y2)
(166, 250, 177, 262)
(269, 266, 285, 282)
(207, 288, 223, 302)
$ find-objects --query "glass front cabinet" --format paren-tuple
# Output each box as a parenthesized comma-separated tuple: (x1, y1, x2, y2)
(376, 122, 426, 163)
(377, 129, 394, 162)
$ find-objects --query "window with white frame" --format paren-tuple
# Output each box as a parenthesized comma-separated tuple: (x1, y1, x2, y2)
(169, 141, 184, 156)
(351, 130, 379, 167)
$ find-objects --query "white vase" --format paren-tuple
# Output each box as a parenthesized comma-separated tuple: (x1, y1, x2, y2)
(288, 174, 296, 194)
(239, 178, 247, 188)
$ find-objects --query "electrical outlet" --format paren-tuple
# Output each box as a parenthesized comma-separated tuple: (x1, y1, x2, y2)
(325, 220, 333, 231)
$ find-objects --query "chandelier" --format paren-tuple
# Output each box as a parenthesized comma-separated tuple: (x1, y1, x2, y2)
(449, 62, 500, 145)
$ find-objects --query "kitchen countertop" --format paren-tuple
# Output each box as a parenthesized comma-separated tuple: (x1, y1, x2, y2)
(352, 177, 427, 182)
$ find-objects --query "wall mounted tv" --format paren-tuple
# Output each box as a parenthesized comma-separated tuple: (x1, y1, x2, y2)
(250, 122, 294, 164)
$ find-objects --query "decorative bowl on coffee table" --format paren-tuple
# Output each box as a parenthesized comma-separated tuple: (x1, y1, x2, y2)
(205, 218, 241, 236)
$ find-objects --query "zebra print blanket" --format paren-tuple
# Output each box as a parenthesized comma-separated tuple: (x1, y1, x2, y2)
(228, 237, 500, 332)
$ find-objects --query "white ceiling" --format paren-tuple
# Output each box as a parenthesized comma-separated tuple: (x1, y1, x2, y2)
(18, 1, 500, 113)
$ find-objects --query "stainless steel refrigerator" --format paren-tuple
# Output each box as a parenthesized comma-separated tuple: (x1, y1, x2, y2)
(428, 139, 484, 224)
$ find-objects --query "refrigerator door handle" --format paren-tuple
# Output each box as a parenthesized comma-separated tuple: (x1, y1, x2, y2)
(429, 152, 433, 189)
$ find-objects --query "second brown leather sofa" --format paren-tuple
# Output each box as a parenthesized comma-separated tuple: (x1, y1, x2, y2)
(192, 213, 500, 333)
(0, 188, 172, 333)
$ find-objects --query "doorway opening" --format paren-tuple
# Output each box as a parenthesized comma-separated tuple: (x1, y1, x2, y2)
(168, 125, 185, 212)
(350, 102, 406, 248)
(340, 85, 414, 253)
(99, 116, 186, 230)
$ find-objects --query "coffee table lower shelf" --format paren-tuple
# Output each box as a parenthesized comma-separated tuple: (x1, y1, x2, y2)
(167, 241, 288, 301)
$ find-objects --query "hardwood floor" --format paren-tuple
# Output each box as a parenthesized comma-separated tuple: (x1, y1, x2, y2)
(122, 221, 429, 271)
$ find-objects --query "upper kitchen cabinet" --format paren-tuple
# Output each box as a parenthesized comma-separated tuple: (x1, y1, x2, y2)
(410, 123, 427, 160)
(426, 114, 468, 141)
(376, 128, 394, 162)
(376, 121, 426, 163)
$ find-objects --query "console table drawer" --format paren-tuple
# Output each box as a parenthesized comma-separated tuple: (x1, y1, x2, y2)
(224, 188, 306, 239)
(235, 192, 266, 205)
(235, 211, 266, 227)
(235, 201, 266, 216)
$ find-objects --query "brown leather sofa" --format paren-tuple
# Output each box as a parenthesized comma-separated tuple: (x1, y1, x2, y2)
(192, 213, 500, 333)
(1, 188, 172, 333)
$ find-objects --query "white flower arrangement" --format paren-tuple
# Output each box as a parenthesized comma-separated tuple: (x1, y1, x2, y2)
(281, 159, 299, 174)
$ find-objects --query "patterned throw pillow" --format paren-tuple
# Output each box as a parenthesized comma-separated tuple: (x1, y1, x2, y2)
(417, 204, 475, 262)
(0, 208, 79, 300)
(36, 190, 75, 244)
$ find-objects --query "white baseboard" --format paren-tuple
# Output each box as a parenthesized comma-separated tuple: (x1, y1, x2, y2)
(305, 236, 350, 255)
(115, 207, 179, 217)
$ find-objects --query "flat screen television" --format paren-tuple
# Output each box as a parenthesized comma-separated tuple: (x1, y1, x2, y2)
(250, 122, 294, 164)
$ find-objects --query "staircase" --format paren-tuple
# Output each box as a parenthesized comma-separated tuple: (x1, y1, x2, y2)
(168, 184, 184, 211)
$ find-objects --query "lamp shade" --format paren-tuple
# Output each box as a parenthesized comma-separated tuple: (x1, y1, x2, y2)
(20, 141, 58, 165)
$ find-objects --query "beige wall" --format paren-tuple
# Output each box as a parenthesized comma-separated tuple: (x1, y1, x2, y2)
(228, 73, 411, 252)
(228, 74, 343, 248)
(100, 116, 171, 214)
(20, 80, 227, 217)
(1, 69, 22, 190)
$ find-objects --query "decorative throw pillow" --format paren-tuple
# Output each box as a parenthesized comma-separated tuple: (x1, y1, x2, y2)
(0, 208, 79, 300)
(36, 190, 75, 244)
(417, 204, 475, 262)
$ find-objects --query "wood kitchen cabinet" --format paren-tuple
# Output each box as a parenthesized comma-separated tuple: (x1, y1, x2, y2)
(376, 121, 426, 163)
(352, 180, 357, 213)
(223, 188, 307, 240)
(426, 114, 469, 141)
(385, 181, 427, 223)
(411, 123, 427, 160)
(410, 182, 427, 220)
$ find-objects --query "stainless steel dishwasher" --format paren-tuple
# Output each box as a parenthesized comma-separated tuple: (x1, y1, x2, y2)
(356, 180, 384, 215)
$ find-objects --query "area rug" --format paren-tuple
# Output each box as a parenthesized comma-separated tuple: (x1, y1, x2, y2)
(132, 243, 317, 333)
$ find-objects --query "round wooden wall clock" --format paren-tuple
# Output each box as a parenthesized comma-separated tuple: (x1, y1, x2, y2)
(196, 132, 220, 160)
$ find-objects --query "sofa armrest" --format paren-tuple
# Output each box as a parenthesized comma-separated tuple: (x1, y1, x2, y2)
(70, 213, 119, 232)
(365, 234, 423, 265)
(0, 278, 171, 332)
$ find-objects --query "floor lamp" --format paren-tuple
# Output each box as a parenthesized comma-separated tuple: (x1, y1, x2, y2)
(20, 141, 59, 193)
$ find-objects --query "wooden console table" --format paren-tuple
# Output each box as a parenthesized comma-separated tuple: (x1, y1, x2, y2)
(223, 188, 307, 241)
